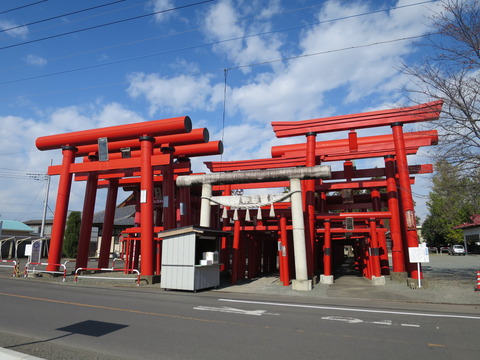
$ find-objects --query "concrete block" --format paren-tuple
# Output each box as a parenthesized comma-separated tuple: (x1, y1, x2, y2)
(292, 279, 312, 291)
(372, 276, 385, 286)
(320, 274, 334, 284)
(407, 277, 429, 289)
(390, 271, 408, 282)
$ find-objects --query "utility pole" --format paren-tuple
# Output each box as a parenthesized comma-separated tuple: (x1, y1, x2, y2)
(40, 160, 52, 237)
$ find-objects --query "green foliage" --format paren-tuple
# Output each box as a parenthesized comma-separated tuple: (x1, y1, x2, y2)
(422, 161, 480, 247)
(63, 211, 81, 258)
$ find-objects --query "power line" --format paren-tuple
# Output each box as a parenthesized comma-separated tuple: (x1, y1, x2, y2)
(0, 168, 47, 180)
(0, 1, 323, 74)
(0, 0, 47, 15)
(226, 34, 431, 72)
(0, 0, 215, 51)
(0, 0, 129, 33)
(0, 0, 437, 86)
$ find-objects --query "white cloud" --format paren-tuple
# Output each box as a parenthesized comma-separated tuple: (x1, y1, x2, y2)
(149, 0, 176, 23)
(24, 54, 47, 67)
(0, 102, 148, 221)
(202, 0, 284, 72)
(0, 19, 28, 39)
(219, 0, 433, 124)
(127, 72, 222, 115)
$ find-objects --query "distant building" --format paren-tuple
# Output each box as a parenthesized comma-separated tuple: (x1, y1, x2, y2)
(92, 204, 136, 257)
(23, 218, 53, 237)
(0, 220, 35, 259)
(454, 215, 480, 254)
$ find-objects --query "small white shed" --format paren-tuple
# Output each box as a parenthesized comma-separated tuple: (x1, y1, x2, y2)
(159, 226, 230, 291)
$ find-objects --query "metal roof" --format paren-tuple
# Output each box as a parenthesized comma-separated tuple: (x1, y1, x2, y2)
(92, 205, 136, 226)
(1, 220, 34, 232)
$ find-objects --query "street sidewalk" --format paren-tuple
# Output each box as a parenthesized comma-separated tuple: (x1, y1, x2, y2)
(213, 254, 480, 305)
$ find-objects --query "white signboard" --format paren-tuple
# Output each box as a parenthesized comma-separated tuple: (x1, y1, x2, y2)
(408, 245, 430, 263)
(24, 244, 32, 256)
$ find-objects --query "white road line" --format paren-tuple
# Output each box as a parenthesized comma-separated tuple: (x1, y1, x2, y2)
(372, 320, 392, 326)
(219, 299, 480, 320)
(194, 306, 280, 316)
(322, 316, 419, 327)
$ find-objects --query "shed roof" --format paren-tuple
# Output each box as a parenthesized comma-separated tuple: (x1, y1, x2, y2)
(1, 220, 34, 232)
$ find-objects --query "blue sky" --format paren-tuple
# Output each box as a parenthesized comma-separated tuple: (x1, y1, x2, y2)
(0, 0, 442, 223)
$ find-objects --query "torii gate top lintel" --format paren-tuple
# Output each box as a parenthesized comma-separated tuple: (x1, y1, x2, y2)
(271, 100, 443, 138)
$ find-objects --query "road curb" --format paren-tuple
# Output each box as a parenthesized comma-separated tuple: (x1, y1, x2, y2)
(0, 347, 45, 360)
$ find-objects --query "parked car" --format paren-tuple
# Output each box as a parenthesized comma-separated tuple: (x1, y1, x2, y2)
(448, 244, 466, 256)
(439, 246, 450, 254)
(428, 247, 439, 254)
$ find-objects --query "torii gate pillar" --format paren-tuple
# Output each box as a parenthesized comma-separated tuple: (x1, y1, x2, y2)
(391, 123, 422, 280)
(47, 145, 76, 271)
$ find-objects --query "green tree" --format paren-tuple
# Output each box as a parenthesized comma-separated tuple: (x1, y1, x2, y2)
(63, 211, 81, 258)
(422, 161, 480, 246)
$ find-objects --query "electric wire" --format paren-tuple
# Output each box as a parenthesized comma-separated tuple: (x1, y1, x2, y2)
(0, 0, 129, 33)
(225, 34, 430, 72)
(0, 0, 436, 85)
(0, 0, 215, 51)
(0, 1, 323, 74)
(0, 0, 47, 15)
(15, 181, 45, 221)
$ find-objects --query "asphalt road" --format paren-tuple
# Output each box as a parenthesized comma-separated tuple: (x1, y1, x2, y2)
(1, 277, 479, 360)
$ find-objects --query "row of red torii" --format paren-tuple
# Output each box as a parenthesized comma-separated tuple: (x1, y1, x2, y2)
(36, 100, 443, 290)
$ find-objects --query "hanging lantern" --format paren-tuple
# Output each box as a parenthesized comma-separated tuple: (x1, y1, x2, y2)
(245, 208, 251, 221)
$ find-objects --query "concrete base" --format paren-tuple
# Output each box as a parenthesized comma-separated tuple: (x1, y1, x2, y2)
(292, 279, 313, 291)
(390, 271, 408, 282)
(320, 274, 334, 285)
(372, 276, 386, 286)
(407, 277, 429, 289)
(141, 275, 161, 285)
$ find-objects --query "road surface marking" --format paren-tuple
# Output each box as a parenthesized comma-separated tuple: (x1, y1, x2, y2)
(322, 316, 419, 328)
(322, 316, 363, 324)
(401, 323, 420, 327)
(194, 306, 279, 316)
(372, 320, 392, 325)
(219, 299, 480, 320)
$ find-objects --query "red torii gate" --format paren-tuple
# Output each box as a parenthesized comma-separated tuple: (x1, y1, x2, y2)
(270, 100, 443, 281)
(205, 101, 442, 285)
(34, 100, 443, 289)
(35, 117, 225, 277)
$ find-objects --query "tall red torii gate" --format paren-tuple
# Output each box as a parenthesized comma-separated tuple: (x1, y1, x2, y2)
(35, 117, 226, 277)
(270, 100, 443, 281)
(205, 101, 442, 285)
